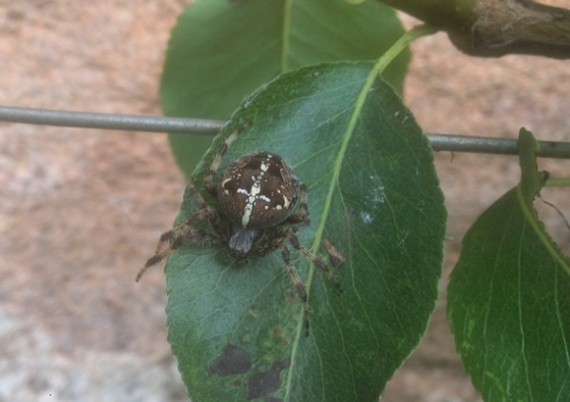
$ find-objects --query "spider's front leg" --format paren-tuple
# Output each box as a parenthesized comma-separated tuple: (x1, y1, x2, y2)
(203, 128, 241, 197)
(136, 181, 218, 282)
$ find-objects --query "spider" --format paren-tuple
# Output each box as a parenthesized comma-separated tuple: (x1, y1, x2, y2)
(137, 128, 342, 334)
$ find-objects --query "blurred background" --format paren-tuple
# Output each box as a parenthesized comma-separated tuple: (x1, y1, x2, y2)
(1, 1, 568, 401)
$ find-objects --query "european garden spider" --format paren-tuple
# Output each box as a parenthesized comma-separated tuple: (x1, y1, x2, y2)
(137, 129, 341, 333)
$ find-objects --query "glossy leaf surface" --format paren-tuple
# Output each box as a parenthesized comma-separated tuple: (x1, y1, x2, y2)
(448, 129, 570, 401)
(165, 62, 446, 401)
(160, 0, 409, 176)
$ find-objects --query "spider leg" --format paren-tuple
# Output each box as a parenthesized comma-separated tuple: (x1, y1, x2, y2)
(184, 180, 230, 236)
(136, 225, 217, 282)
(136, 248, 171, 281)
(137, 181, 221, 282)
(203, 128, 241, 196)
(184, 179, 207, 204)
(284, 184, 310, 226)
(286, 230, 343, 293)
(280, 244, 311, 336)
(322, 238, 347, 269)
(153, 203, 217, 254)
(173, 206, 218, 240)
(154, 179, 221, 255)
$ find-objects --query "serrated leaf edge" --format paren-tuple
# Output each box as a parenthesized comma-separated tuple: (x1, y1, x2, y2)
(516, 186, 570, 274)
(517, 128, 570, 275)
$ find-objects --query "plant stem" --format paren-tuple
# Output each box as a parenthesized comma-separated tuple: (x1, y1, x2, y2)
(1, 105, 570, 159)
(373, 24, 438, 76)
(380, 0, 570, 59)
(545, 178, 570, 188)
(380, 0, 476, 31)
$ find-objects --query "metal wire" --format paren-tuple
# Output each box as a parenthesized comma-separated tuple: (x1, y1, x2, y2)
(0, 106, 223, 134)
(2, 105, 570, 159)
(428, 134, 570, 159)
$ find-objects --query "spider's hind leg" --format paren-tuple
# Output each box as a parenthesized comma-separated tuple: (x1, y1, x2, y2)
(280, 244, 311, 336)
(286, 230, 343, 293)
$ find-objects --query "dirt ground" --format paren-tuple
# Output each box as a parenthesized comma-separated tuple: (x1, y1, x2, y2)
(1, 2, 569, 401)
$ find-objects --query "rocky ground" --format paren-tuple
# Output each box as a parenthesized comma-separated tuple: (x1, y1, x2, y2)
(1, 2, 568, 401)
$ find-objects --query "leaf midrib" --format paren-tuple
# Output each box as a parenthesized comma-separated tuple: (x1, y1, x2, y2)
(282, 25, 438, 400)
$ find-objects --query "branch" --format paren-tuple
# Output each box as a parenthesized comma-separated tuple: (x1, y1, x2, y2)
(1, 106, 570, 159)
(381, 0, 570, 59)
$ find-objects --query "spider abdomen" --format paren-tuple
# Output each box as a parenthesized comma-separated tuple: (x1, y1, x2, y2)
(218, 152, 300, 229)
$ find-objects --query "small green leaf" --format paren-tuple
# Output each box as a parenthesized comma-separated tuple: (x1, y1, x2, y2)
(448, 129, 570, 401)
(518, 127, 546, 203)
(165, 62, 446, 401)
(160, 0, 409, 176)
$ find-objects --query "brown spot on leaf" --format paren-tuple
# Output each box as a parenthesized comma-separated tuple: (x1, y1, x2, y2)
(208, 344, 252, 376)
(247, 359, 290, 400)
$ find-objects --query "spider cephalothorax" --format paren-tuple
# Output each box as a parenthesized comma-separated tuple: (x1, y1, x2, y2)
(137, 129, 342, 334)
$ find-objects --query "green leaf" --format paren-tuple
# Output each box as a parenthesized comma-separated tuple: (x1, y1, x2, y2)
(164, 62, 446, 401)
(518, 128, 543, 200)
(448, 129, 570, 401)
(160, 0, 410, 176)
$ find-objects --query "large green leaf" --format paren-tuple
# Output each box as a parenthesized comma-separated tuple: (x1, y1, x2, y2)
(448, 129, 570, 401)
(160, 0, 409, 176)
(165, 62, 446, 401)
